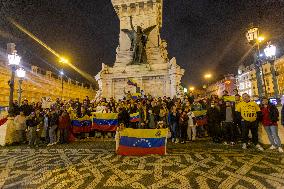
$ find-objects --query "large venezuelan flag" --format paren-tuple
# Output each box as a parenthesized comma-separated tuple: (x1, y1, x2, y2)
(130, 112, 140, 122)
(71, 115, 92, 133)
(92, 113, 118, 132)
(117, 128, 168, 156)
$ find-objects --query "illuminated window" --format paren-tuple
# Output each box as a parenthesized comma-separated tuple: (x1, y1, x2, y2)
(240, 83, 244, 90)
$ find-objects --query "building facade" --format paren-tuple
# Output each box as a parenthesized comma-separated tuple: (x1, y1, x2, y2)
(206, 74, 237, 97)
(0, 60, 96, 106)
(237, 56, 284, 98)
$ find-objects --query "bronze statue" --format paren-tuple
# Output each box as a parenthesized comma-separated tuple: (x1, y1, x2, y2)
(122, 16, 156, 64)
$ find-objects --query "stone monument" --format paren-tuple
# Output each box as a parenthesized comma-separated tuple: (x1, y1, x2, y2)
(95, 0, 184, 99)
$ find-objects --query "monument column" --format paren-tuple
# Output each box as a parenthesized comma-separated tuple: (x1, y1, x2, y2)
(95, 0, 184, 99)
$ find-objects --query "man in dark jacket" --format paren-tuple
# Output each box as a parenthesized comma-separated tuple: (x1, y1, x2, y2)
(118, 107, 130, 128)
(20, 100, 33, 116)
(26, 112, 39, 147)
(220, 101, 237, 145)
(207, 101, 222, 143)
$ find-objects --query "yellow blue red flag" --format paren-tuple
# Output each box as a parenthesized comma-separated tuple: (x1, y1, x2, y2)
(92, 113, 118, 132)
(130, 112, 140, 122)
(117, 128, 168, 156)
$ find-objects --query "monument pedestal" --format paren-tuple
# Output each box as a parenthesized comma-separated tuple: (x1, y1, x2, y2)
(96, 58, 184, 100)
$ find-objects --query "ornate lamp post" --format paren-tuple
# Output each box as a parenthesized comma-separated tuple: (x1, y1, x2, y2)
(16, 68, 26, 106)
(7, 43, 21, 115)
(264, 43, 279, 98)
(60, 69, 64, 99)
(246, 27, 267, 97)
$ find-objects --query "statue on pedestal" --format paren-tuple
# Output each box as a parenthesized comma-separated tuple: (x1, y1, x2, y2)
(122, 16, 156, 64)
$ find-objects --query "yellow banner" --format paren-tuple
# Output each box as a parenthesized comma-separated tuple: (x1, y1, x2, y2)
(223, 96, 235, 102)
(192, 110, 207, 117)
(120, 128, 168, 138)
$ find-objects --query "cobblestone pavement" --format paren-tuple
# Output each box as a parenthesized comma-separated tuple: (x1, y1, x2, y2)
(0, 139, 284, 189)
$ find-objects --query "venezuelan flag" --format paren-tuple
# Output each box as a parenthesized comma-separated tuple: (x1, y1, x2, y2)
(127, 79, 138, 87)
(130, 112, 140, 122)
(71, 115, 92, 133)
(132, 93, 141, 99)
(117, 128, 168, 156)
(92, 113, 118, 132)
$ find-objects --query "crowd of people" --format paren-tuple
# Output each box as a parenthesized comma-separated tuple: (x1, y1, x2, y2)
(8, 89, 284, 153)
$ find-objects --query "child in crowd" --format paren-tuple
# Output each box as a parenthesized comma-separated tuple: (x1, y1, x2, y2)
(115, 123, 125, 152)
(187, 108, 196, 141)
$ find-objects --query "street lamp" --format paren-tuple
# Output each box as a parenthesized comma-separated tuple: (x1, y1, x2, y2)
(59, 57, 69, 64)
(204, 74, 212, 79)
(60, 69, 64, 99)
(246, 27, 267, 97)
(264, 44, 279, 97)
(16, 68, 26, 106)
(7, 43, 21, 115)
(204, 73, 212, 89)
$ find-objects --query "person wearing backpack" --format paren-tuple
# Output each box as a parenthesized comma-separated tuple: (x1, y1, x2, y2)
(261, 97, 283, 153)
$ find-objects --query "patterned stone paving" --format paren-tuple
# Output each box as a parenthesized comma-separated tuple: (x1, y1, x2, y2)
(0, 140, 284, 189)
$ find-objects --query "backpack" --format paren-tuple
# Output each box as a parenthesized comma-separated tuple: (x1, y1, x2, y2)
(269, 105, 279, 123)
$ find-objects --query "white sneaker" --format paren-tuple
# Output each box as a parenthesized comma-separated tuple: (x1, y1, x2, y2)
(175, 139, 179, 143)
(223, 142, 228, 145)
(255, 144, 264, 151)
(171, 138, 175, 143)
(242, 143, 247, 149)
(269, 145, 277, 150)
(278, 147, 284, 153)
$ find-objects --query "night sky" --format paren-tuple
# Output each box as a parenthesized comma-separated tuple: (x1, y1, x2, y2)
(1, 0, 284, 87)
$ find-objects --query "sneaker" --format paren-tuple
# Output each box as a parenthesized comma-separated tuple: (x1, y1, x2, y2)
(223, 142, 228, 145)
(230, 142, 236, 146)
(278, 147, 284, 153)
(269, 145, 277, 150)
(171, 138, 175, 143)
(181, 141, 185, 144)
(175, 139, 179, 144)
(255, 144, 264, 151)
(47, 143, 55, 147)
(242, 143, 247, 149)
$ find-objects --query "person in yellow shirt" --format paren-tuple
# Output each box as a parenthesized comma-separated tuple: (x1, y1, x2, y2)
(235, 93, 264, 151)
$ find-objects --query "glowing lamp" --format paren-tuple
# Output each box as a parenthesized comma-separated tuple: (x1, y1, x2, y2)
(264, 45, 276, 58)
(8, 53, 21, 66)
(16, 68, 26, 78)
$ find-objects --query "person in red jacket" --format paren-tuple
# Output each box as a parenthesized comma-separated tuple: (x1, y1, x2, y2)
(58, 110, 71, 144)
(261, 97, 283, 153)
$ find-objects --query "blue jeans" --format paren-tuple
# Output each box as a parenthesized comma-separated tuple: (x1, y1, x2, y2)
(170, 122, 178, 139)
(264, 126, 282, 147)
(49, 125, 57, 144)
